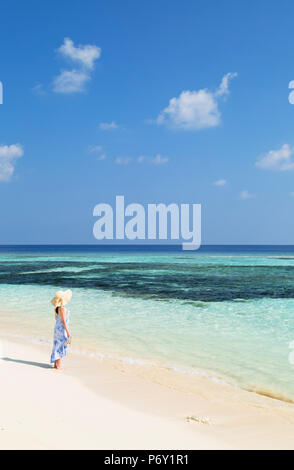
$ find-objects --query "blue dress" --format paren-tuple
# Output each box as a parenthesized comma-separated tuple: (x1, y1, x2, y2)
(50, 309, 70, 363)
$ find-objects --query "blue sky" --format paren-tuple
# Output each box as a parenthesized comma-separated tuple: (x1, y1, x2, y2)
(1, 0, 294, 244)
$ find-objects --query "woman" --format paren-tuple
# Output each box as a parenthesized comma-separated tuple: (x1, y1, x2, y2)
(50, 289, 72, 369)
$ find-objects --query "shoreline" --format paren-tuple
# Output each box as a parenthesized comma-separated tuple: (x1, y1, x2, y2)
(1, 333, 294, 449)
(2, 319, 293, 407)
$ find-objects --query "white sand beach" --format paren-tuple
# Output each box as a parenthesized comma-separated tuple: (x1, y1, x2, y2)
(1, 334, 294, 450)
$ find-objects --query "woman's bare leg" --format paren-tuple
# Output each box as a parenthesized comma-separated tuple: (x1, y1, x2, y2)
(55, 359, 62, 369)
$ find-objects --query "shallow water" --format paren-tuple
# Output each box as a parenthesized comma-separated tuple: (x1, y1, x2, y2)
(1, 245, 294, 401)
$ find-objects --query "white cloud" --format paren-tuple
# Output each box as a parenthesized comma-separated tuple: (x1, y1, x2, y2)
(88, 145, 103, 153)
(215, 72, 237, 97)
(157, 89, 219, 130)
(240, 190, 255, 200)
(213, 179, 226, 186)
(137, 154, 168, 165)
(53, 38, 101, 94)
(110, 153, 169, 165)
(88, 145, 106, 160)
(58, 38, 101, 70)
(255, 144, 294, 171)
(99, 121, 120, 130)
(53, 70, 90, 93)
(150, 154, 168, 165)
(115, 157, 132, 165)
(0, 144, 23, 182)
(156, 72, 237, 130)
(32, 83, 46, 95)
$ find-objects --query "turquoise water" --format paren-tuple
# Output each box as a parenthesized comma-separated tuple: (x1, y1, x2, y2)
(1, 245, 294, 401)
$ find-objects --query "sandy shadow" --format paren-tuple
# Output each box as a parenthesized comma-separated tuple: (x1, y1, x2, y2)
(2, 357, 52, 369)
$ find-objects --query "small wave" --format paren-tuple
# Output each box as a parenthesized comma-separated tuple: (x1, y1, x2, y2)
(56, 346, 294, 405)
(244, 385, 294, 404)
(73, 347, 156, 366)
(165, 365, 229, 385)
(2, 329, 294, 406)
(69, 344, 231, 386)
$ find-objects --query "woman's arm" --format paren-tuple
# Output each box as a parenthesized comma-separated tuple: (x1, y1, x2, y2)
(59, 307, 71, 338)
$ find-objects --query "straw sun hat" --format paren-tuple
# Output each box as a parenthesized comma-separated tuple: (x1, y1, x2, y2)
(51, 289, 72, 309)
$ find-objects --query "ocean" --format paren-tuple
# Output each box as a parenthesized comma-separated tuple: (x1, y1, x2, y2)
(1, 244, 294, 402)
